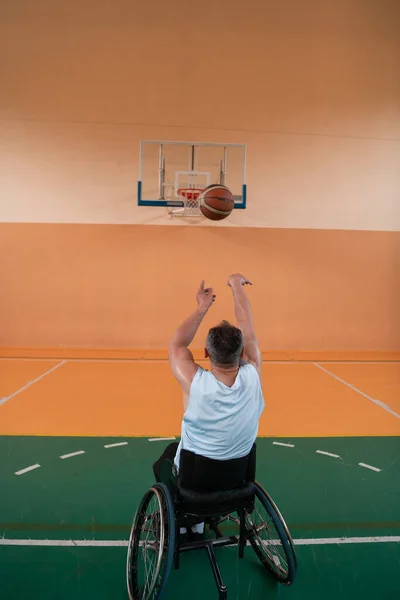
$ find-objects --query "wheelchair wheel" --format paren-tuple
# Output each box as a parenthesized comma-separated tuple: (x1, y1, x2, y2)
(126, 483, 175, 600)
(245, 482, 297, 585)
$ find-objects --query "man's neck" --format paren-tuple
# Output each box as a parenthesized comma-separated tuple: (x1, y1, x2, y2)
(210, 362, 240, 374)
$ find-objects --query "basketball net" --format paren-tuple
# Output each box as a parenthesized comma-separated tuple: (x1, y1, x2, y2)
(168, 187, 203, 218)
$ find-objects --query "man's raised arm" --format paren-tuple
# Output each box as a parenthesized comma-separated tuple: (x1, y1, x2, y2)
(169, 281, 216, 399)
(228, 273, 262, 376)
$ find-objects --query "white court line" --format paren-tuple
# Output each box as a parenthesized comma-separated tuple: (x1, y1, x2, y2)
(1, 358, 399, 366)
(358, 462, 381, 473)
(148, 437, 176, 442)
(0, 539, 128, 547)
(0, 361, 66, 406)
(1, 535, 399, 548)
(313, 363, 400, 419)
(294, 536, 399, 545)
(14, 464, 41, 476)
(104, 442, 128, 449)
(272, 442, 295, 448)
(64, 359, 302, 364)
(316, 450, 341, 459)
(58, 359, 400, 366)
(60, 451, 85, 460)
(321, 361, 400, 365)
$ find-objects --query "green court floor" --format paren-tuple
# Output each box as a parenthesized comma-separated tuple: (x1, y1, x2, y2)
(1, 436, 399, 599)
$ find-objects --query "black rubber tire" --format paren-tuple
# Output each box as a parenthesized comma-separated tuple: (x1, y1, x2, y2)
(246, 482, 297, 585)
(127, 483, 175, 600)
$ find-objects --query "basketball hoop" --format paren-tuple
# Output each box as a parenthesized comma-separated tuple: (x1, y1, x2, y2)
(166, 185, 206, 218)
(177, 188, 203, 201)
(170, 187, 204, 217)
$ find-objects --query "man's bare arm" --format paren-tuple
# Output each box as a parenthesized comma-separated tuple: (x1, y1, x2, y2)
(228, 273, 262, 375)
(169, 281, 215, 403)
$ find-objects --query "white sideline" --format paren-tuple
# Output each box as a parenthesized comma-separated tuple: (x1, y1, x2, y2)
(1, 536, 399, 547)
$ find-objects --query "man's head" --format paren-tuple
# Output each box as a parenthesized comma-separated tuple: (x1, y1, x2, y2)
(205, 320, 244, 366)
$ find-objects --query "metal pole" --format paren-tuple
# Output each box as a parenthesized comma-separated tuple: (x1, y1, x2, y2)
(158, 144, 165, 199)
(191, 145, 195, 171)
(220, 147, 227, 186)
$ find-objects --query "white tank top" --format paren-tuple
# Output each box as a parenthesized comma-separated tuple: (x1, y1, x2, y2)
(174, 362, 264, 469)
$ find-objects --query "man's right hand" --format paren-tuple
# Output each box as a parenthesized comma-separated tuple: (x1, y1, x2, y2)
(228, 273, 261, 376)
(228, 273, 252, 288)
(196, 280, 216, 312)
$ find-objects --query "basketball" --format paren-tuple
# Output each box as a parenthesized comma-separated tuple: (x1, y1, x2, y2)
(198, 184, 234, 221)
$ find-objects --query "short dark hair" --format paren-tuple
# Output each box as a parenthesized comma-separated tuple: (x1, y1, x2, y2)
(206, 320, 244, 365)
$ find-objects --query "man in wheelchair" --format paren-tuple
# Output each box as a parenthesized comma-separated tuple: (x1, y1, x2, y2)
(127, 275, 296, 600)
(153, 273, 264, 538)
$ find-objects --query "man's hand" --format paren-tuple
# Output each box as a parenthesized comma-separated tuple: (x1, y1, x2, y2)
(169, 280, 215, 406)
(228, 273, 261, 376)
(228, 273, 252, 288)
(196, 280, 216, 312)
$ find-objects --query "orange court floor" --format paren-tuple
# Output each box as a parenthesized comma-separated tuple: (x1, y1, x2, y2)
(1, 349, 400, 600)
(1, 350, 399, 438)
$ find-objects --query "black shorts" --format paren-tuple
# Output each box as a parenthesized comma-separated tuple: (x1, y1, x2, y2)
(152, 441, 179, 484)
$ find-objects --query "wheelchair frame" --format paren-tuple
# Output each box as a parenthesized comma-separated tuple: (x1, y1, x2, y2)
(127, 479, 297, 600)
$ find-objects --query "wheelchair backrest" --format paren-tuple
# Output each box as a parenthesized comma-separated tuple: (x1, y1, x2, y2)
(178, 444, 256, 493)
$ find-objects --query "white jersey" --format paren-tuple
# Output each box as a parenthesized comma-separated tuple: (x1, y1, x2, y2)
(174, 362, 264, 469)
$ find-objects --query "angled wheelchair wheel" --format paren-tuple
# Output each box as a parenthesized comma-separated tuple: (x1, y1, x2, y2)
(245, 482, 297, 585)
(126, 483, 175, 600)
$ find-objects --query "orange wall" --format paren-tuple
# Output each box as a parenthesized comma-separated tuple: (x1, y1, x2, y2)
(1, 223, 399, 351)
(0, 1, 399, 351)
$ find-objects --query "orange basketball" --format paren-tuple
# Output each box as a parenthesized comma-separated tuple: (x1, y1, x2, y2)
(198, 185, 234, 221)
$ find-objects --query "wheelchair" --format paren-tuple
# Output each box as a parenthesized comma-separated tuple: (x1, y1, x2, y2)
(126, 444, 297, 600)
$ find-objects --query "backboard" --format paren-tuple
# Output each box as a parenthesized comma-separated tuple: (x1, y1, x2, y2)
(137, 141, 246, 217)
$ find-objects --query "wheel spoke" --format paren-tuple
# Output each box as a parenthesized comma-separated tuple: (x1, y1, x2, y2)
(127, 486, 174, 600)
(245, 488, 293, 582)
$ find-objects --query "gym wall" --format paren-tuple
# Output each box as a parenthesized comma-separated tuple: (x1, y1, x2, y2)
(1, 0, 399, 351)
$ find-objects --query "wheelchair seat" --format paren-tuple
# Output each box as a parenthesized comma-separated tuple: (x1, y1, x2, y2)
(176, 444, 256, 515)
(178, 482, 255, 509)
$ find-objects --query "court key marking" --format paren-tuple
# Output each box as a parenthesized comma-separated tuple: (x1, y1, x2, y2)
(12, 439, 382, 474)
(358, 462, 382, 473)
(14, 464, 41, 476)
(272, 442, 295, 448)
(60, 451, 85, 460)
(316, 450, 341, 459)
(104, 442, 128, 449)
